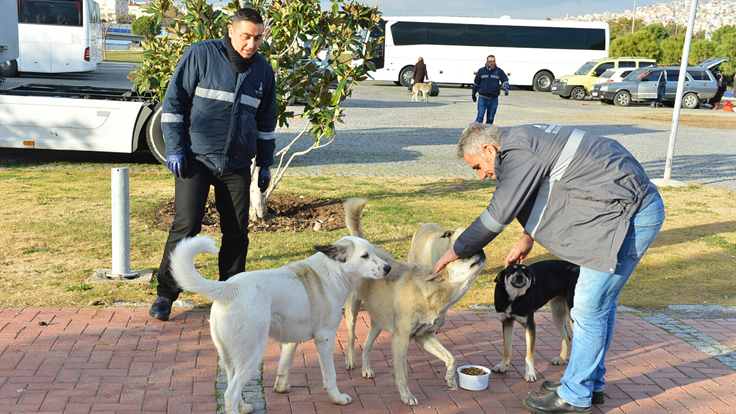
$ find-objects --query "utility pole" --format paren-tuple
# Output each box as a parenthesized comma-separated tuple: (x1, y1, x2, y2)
(632, 0, 637, 33)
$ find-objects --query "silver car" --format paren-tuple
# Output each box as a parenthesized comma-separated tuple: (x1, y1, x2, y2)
(590, 59, 729, 109)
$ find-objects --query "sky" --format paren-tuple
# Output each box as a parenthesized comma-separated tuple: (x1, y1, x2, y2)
(316, 0, 681, 21)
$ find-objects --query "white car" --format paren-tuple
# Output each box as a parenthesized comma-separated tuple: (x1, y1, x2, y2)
(596, 67, 638, 84)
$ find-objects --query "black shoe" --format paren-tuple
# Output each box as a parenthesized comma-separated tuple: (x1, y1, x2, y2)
(523, 392, 591, 414)
(149, 296, 173, 321)
(540, 381, 604, 405)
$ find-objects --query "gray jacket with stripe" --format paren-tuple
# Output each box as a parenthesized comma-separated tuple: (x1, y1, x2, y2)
(161, 37, 277, 175)
(454, 124, 655, 273)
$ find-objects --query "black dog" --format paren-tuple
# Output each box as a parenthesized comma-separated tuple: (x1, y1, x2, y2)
(492, 260, 580, 382)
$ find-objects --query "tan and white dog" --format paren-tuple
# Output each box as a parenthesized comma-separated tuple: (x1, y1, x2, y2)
(411, 81, 436, 102)
(407, 222, 465, 266)
(169, 235, 391, 414)
(342, 198, 486, 405)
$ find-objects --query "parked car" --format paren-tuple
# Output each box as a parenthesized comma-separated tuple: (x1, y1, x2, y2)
(590, 59, 729, 109)
(283, 59, 339, 105)
(596, 67, 636, 84)
(551, 56, 657, 100)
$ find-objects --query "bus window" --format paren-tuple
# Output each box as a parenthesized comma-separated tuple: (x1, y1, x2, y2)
(584, 29, 606, 50)
(546, 28, 584, 49)
(426, 23, 465, 46)
(391, 22, 426, 46)
(466, 24, 505, 47)
(506, 26, 545, 48)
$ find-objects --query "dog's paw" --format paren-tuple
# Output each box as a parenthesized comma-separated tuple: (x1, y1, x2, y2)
(401, 393, 419, 406)
(238, 402, 254, 414)
(524, 371, 537, 382)
(492, 363, 508, 373)
(345, 355, 355, 370)
(446, 374, 457, 390)
(551, 356, 567, 365)
(273, 383, 290, 394)
(362, 368, 375, 379)
(331, 393, 353, 405)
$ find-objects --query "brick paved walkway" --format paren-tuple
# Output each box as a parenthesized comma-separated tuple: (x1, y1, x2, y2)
(2, 306, 735, 413)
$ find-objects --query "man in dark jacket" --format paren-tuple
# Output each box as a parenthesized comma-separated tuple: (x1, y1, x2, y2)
(472, 55, 509, 124)
(149, 7, 277, 321)
(434, 123, 665, 414)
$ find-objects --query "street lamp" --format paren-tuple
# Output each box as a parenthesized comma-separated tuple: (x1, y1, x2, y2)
(490, 6, 496, 18)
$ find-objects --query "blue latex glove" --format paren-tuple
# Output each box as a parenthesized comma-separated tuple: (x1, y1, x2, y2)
(503, 82, 509, 96)
(166, 154, 186, 177)
(471, 93, 477, 103)
(258, 167, 271, 193)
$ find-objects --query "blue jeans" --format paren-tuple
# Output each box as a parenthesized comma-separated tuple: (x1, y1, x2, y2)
(557, 188, 665, 407)
(475, 95, 499, 124)
(653, 83, 666, 103)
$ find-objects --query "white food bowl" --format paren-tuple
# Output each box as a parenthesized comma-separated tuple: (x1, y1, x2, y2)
(457, 364, 490, 391)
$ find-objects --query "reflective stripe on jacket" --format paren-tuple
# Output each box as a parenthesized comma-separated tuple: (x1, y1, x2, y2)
(161, 37, 277, 174)
(472, 66, 508, 97)
(454, 124, 654, 273)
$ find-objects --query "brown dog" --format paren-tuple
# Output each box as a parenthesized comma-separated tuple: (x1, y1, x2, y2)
(342, 198, 486, 405)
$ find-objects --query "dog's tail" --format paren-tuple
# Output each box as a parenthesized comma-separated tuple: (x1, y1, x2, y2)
(169, 236, 236, 304)
(343, 197, 367, 240)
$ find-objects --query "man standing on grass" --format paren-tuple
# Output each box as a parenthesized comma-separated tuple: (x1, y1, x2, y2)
(149, 7, 277, 321)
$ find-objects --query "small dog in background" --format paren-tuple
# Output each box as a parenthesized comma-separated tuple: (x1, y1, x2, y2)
(492, 260, 580, 382)
(411, 81, 435, 102)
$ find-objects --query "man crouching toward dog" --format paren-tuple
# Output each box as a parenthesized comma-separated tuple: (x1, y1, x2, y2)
(433, 123, 665, 414)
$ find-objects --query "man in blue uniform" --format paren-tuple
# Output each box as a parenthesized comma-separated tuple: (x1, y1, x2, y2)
(149, 7, 277, 321)
(472, 55, 509, 124)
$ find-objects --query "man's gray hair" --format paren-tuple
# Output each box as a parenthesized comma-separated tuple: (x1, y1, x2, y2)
(457, 123, 504, 159)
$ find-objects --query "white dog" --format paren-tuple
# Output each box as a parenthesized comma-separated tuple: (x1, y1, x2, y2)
(170, 235, 391, 414)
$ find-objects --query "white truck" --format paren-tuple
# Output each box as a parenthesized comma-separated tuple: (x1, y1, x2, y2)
(0, 0, 167, 164)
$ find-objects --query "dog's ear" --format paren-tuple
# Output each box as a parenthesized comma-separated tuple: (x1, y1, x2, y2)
(314, 243, 348, 263)
(425, 266, 446, 282)
(440, 230, 455, 239)
(494, 269, 505, 283)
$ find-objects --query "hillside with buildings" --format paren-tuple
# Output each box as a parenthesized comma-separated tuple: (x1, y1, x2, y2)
(558, 0, 736, 39)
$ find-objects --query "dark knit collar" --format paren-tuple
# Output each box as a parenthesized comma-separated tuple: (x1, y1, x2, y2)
(223, 34, 257, 73)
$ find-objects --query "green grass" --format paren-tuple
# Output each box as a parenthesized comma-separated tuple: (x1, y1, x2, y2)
(105, 50, 143, 63)
(0, 169, 734, 309)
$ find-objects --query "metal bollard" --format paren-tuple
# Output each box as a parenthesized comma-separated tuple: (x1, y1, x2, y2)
(107, 167, 137, 279)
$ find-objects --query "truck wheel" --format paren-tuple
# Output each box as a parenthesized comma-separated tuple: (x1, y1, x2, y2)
(146, 103, 167, 165)
(399, 66, 414, 88)
(613, 90, 631, 107)
(681, 92, 699, 109)
(571, 86, 586, 100)
(533, 71, 553, 92)
(0, 60, 18, 78)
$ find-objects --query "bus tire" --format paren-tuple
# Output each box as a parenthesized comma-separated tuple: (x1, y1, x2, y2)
(146, 103, 167, 165)
(0, 59, 18, 78)
(399, 66, 414, 88)
(533, 71, 553, 92)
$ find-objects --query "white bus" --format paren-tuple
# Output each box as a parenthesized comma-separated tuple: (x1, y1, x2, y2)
(366, 16, 609, 92)
(2, 0, 101, 77)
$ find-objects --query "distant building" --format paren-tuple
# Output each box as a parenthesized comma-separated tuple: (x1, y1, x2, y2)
(97, 0, 129, 20)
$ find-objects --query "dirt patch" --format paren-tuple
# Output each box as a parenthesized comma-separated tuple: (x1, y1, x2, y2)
(566, 107, 736, 129)
(154, 193, 346, 234)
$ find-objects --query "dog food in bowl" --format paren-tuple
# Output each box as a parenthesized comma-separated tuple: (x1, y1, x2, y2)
(457, 364, 490, 391)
